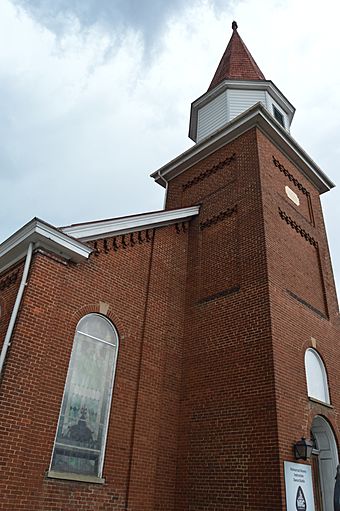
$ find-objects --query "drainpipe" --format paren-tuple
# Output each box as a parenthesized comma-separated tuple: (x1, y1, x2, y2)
(158, 170, 168, 209)
(0, 242, 34, 380)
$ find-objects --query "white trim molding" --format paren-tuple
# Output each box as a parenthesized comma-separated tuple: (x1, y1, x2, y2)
(0, 218, 92, 275)
(151, 102, 334, 195)
(61, 206, 200, 241)
(47, 471, 105, 484)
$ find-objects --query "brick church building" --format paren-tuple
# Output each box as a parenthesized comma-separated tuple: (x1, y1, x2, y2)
(0, 22, 339, 511)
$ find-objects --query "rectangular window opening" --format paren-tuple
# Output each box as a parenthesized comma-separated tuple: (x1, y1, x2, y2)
(273, 105, 285, 128)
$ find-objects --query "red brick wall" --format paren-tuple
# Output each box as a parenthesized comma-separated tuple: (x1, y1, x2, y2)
(1, 124, 339, 511)
(257, 130, 340, 508)
(0, 224, 189, 510)
(166, 126, 340, 509)
(257, 133, 333, 318)
(167, 129, 282, 510)
(0, 262, 24, 351)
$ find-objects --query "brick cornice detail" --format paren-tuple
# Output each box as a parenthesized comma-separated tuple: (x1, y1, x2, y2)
(175, 222, 189, 234)
(200, 205, 237, 230)
(0, 270, 19, 292)
(91, 229, 154, 255)
(182, 153, 236, 191)
(278, 208, 317, 247)
(272, 156, 310, 197)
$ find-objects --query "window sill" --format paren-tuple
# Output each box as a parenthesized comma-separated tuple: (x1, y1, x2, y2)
(47, 470, 105, 484)
(308, 397, 333, 409)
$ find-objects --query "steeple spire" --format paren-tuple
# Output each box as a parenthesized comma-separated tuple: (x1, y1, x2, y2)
(188, 21, 295, 143)
(208, 21, 265, 91)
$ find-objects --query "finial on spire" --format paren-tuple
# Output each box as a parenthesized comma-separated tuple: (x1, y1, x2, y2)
(207, 19, 265, 91)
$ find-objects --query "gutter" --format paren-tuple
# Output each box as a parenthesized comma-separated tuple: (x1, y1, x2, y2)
(0, 242, 34, 381)
(0, 217, 92, 275)
(61, 205, 200, 242)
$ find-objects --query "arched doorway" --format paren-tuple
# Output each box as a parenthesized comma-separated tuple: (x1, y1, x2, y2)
(311, 415, 339, 511)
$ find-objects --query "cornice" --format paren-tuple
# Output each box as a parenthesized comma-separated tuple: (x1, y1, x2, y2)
(0, 218, 92, 275)
(151, 102, 334, 195)
(61, 206, 200, 242)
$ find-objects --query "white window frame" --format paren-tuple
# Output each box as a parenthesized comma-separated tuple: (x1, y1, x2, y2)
(48, 313, 119, 482)
(304, 348, 330, 405)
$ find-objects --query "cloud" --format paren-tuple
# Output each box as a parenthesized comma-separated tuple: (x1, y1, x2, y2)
(0, 0, 233, 240)
(13, 0, 232, 48)
(1, 0, 340, 293)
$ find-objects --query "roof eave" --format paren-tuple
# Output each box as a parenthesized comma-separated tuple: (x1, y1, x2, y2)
(0, 218, 92, 275)
(153, 102, 334, 194)
(61, 206, 200, 242)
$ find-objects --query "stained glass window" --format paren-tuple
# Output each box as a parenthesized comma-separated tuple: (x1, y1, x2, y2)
(50, 314, 118, 477)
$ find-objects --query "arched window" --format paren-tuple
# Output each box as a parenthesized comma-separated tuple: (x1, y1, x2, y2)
(50, 314, 119, 479)
(304, 348, 330, 404)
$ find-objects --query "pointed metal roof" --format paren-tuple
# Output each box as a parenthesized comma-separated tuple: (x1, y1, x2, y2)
(208, 21, 265, 91)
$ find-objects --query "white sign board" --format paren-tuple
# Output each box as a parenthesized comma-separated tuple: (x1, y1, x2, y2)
(284, 461, 315, 511)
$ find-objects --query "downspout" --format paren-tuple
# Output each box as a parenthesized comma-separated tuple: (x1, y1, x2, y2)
(158, 170, 169, 209)
(0, 242, 34, 380)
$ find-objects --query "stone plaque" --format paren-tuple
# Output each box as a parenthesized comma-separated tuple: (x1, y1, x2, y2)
(285, 185, 300, 206)
(284, 461, 315, 511)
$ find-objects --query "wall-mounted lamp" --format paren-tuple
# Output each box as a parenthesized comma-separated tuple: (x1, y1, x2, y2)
(294, 437, 314, 460)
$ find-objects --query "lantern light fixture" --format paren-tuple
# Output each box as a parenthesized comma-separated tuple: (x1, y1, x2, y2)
(294, 437, 314, 460)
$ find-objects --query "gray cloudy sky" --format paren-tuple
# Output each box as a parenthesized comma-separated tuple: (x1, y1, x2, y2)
(14, 0, 227, 43)
(1, 0, 340, 294)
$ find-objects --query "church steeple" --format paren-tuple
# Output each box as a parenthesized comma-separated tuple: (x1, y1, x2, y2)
(208, 21, 265, 91)
(189, 22, 295, 143)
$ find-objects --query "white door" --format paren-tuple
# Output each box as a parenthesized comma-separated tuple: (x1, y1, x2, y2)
(312, 416, 339, 511)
